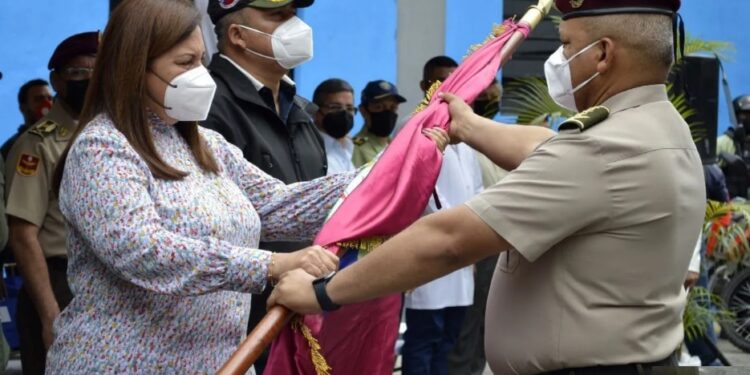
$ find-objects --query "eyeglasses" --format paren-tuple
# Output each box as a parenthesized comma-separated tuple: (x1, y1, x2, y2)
(58, 67, 94, 81)
(320, 104, 358, 115)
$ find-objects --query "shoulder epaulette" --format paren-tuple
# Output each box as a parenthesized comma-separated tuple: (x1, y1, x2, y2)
(353, 137, 367, 146)
(559, 106, 610, 134)
(29, 120, 58, 138)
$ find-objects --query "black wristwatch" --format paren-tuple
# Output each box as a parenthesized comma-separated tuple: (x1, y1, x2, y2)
(313, 271, 341, 311)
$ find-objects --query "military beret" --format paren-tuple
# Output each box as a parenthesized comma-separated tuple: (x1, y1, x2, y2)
(556, 0, 681, 20)
(48, 31, 99, 71)
(207, 0, 314, 25)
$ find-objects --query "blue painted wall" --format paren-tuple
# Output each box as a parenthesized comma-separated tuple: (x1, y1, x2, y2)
(0, 1, 108, 142)
(445, 0, 503, 62)
(295, 1, 398, 135)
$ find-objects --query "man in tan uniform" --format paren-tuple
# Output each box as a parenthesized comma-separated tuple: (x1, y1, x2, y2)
(270, 1, 704, 374)
(5, 31, 98, 375)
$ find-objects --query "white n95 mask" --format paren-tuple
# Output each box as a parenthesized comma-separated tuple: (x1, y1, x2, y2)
(161, 66, 217, 122)
(239, 16, 314, 70)
(544, 41, 601, 113)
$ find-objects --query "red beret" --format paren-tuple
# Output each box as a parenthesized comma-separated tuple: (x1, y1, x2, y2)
(556, 0, 681, 20)
(47, 31, 100, 71)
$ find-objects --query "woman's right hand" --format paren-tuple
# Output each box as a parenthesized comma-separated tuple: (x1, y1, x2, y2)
(271, 246, 339, 281)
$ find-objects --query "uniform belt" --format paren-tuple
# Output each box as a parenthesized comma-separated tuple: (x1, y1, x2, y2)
(46, 256, 68, 271)
(540, 353, 682, 375)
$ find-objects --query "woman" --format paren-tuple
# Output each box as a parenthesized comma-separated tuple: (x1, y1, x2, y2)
(46, 0, 447, 373)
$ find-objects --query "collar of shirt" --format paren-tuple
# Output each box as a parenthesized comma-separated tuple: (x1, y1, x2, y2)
(219, 54, 295, 90)
(48, 99, 78, 130)
(601, 84, 669, 115)
(319, 130, 354, 153)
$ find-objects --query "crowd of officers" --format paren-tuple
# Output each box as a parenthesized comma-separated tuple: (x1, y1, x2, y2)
(0, 0, 728, 374)
(0, 10, 500, 375)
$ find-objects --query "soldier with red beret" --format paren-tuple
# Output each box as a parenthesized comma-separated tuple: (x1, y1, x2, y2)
(270, 1, 704, 374)
(5, 31, 98, 375)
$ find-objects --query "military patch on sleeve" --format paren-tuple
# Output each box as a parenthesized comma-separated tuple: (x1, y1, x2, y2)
(17, 154, 41, 176)
(558, 106, 610, 133)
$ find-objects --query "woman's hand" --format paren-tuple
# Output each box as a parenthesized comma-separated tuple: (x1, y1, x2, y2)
(440, 92, 480, 144)
(422, 128, 450, 153)
(270, 246, 339, 282)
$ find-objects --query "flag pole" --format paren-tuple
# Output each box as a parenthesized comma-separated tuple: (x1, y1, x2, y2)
(216, 1, 554, 374)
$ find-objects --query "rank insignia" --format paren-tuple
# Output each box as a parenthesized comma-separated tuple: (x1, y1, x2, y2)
(17, 154, 41, 177)
(559, 106, 610, 133)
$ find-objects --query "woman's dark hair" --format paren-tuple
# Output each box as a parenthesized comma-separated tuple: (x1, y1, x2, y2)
(54, 0, 219, 193)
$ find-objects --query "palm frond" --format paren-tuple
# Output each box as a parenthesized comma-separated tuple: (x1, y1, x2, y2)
(683, 286, 734, 341)
(666, 83, 703, 142)
(684, 34, 735, 62)
(503, 77, 575, 126)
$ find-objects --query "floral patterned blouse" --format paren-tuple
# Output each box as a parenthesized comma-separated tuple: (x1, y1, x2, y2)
(46, 113, 352, 374)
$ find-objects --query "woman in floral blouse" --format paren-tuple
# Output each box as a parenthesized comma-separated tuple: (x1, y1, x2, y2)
(46, 0, 447, 373)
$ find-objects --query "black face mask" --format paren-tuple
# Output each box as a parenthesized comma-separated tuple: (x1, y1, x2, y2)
(368, 110, 398, 137)
(64, 79, 90, 115)
(322, 110, 354, 139)
(473, 98, 500, 119)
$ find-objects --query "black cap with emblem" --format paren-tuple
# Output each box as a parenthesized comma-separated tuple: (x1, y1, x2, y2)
(207, 0, 314, 24)
(361, 80, 407, 106)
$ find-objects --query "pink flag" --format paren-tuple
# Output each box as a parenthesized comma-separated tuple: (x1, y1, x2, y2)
(266, 20, 530, 375)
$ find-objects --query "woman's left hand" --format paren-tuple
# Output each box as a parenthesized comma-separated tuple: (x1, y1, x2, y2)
(423, 128, 450, 153)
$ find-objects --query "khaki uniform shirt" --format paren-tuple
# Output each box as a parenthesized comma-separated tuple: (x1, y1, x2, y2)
(5, 101, 76, 258)
(351, 128, 390, 167)
(465, 85, 705, 374)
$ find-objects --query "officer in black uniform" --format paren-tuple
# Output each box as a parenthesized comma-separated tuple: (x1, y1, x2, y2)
(203, 0, 326, 372)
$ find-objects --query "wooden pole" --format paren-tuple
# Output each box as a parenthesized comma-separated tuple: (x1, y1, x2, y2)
(216, 1, 554, 374)
(216, 306, 293, 375)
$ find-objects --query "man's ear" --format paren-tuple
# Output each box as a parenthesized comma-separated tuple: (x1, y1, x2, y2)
(596, 37, 615, 74)
(227, 24, 247, 50)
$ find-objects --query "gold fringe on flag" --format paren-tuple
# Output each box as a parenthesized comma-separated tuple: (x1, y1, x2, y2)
(413, 80, 444, 115)
(292, 316, 332, 375)
(464, 22, 510, 59)
(336, 236, 389, 253)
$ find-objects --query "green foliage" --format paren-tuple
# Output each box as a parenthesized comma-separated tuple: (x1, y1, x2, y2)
(684, 34, 735, 62)
(683, 286, 734, 342)
(502, 77, 573, 127)
(703, 201, 750, 268)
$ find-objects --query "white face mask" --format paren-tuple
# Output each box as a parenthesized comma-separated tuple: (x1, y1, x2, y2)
(239, 16, 314, 70)
(158, 66, 217, 122)
(544, 41, 601, 113)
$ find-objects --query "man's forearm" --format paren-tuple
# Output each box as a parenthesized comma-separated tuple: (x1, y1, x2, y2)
(10, 226, 60, 321)
(463, 116, 555, 171)
(326, 206, 509, 305)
